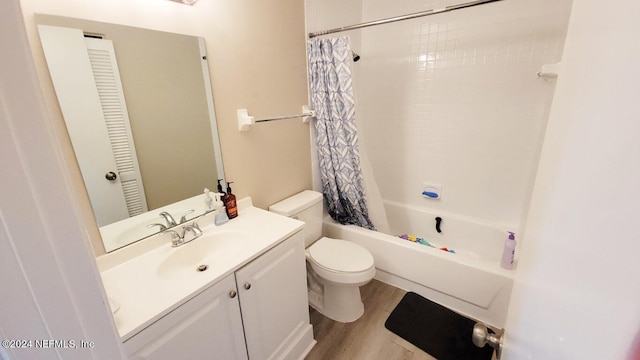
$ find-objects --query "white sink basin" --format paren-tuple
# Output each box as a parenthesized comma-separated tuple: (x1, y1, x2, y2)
(157, 231, 250, 280)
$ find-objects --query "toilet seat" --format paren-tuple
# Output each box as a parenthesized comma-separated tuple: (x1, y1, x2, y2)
(307, 237, 375, 285)
(309, 237, 374, 272)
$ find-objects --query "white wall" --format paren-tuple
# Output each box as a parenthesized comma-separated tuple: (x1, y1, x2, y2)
(1, 0, 125, 358)
(305, 0, 362, 36)
(504, 0, 640, 358)
(355, 0, 572, 231)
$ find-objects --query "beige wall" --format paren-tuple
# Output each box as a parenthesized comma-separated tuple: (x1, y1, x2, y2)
(21, 0, 312, 255)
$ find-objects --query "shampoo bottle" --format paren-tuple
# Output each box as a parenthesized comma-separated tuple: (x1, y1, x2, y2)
(500, 231, 516, 270)
(224, 181, 238, 219)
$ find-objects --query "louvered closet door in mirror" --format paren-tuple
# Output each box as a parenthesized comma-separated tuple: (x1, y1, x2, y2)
(85, 37, 147, 220)
(38, 25, 146, 226)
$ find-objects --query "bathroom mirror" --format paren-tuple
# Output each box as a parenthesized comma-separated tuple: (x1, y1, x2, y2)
(36, 14, 224, 252)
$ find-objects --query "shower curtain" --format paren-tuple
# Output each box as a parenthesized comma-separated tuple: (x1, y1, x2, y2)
(307, 36, 375, 230)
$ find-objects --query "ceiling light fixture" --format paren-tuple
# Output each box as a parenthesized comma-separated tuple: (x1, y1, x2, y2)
(170, 0, 197, 5)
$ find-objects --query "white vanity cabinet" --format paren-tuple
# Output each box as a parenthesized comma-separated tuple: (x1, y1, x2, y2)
(236, 231, 312, 359)
(123, 273, 248, 360)
(123, 231, 314, 360)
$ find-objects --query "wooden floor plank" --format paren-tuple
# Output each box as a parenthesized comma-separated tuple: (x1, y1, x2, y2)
(306, 279, 437, 360)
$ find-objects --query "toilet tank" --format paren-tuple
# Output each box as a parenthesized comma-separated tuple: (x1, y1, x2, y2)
(269, 190, 323, 247)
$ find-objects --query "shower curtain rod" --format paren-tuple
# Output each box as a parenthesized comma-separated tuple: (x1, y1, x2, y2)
(308, 0, 505, 38)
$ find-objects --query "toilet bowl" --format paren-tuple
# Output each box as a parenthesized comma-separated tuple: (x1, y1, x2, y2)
(269, 191, 376, 323)
(306, 237, 375, 322)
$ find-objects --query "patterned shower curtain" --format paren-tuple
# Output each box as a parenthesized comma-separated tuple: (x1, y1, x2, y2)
(307, 37, 375, 230)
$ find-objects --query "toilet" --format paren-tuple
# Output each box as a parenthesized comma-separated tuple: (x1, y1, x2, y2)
(270, 190, 375, 323)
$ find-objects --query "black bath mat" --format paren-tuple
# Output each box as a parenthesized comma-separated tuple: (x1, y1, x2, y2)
(385, 292, 494, 360)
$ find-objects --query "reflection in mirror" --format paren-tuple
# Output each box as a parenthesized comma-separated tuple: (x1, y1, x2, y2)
(36, 14, 224, 252)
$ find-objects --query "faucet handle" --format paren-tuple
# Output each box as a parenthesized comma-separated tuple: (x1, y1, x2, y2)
(183, 221, 202, 233)
(162, 229, 183, 247)
(180, 209, 195, 224)
(181, 223, 203, 243)
(147, 223, 167, 231)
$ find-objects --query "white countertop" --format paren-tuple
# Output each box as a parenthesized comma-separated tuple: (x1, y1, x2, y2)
(97, 200, 304, 341)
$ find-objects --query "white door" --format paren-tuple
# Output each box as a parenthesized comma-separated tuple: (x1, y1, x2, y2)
(84, 37, 148, 218)
(38, 25, 147, 226)
(502, 1, 640, 359)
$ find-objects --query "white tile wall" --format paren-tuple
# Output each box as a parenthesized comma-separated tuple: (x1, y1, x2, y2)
(305, 0, 572, 230)
(355, 0, 572, 230)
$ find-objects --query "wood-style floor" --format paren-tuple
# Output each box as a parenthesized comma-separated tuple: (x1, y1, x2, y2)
(305, 279, 437, 360)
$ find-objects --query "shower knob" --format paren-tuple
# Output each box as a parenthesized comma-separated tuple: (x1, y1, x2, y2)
(105, 171, 117, 181)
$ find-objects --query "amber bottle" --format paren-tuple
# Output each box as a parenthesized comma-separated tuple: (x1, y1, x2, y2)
(224, 181, 238, 219)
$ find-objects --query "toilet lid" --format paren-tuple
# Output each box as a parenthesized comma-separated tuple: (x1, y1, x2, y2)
(308, 237, 374, 273)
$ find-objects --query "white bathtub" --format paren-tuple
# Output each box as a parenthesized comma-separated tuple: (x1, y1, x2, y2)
(323, 201, 515, 328)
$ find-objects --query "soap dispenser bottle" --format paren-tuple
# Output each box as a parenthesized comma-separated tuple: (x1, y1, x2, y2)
(224, 181, 238, 219)
(204, 188, 214, 212)
(213, 193, 229, 225)
(500, 231, 516, 270)
(217, 179, 225, 194)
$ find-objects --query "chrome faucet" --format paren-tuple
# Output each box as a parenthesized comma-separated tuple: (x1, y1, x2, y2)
(180, 210, 195, 224)
(159, 210, 195, 228)
(159, 211, 177, 227)
(183, 223, 203, 239)
(163, 221, 203, 247)
(164, 229, 183, 247)
(154, 210, 199, 243)
(147, 223, 167, 232)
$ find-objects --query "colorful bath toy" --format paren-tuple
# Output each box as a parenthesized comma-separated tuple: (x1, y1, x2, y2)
(398, 234, 454, 253)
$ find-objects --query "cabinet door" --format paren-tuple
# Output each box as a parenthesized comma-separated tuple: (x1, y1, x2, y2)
(125, 274, 247, 360)
(235, 232, 312, 360)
